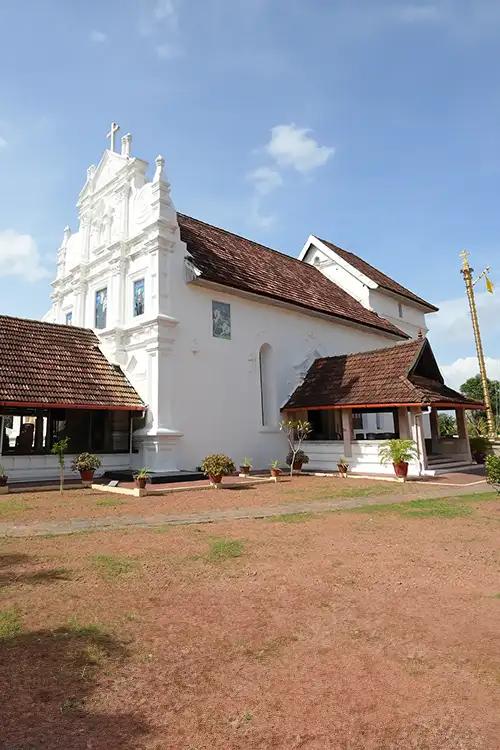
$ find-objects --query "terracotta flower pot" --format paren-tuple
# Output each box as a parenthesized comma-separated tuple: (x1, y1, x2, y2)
(393, 461, 409, 479)
(0, 476, 7, 487)
(135, 477, 147, 489)
(270, 468, 281, 478)
(240, 466, 251, 475)
(292, 461, 304, 472)
(79, 470, 95, 482)
(209, 474, 222, 485)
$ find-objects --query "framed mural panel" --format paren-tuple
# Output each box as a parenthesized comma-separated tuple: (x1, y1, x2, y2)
(95, 288, 107, 329)
(133, 278, 145, 317)
(212, 301, 231, 340)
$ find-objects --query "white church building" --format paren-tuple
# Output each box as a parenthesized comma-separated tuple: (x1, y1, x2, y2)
(0, 127, 481, 482)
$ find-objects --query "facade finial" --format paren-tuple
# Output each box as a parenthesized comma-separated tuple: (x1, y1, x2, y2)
(154, 154, 165, 182)
(121, 133, 132, 157)
(63, 225, 71, 246)
(106, 122, 120, 152)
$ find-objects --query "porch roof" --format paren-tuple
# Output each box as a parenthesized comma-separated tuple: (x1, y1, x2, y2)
(283, 339, 484, 412)
(0, 315, 144, 411)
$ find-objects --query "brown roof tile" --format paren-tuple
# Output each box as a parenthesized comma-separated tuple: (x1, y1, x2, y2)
(178, 214, 407, 339)
(0, 316, 143, 410)
(320, 239, 438, 312)
(283, 339, 483, 410)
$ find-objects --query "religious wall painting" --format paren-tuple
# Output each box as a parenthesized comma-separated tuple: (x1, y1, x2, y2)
(95, 288, 107, 329)
(212, 301, 231, 340)
(133, 278, 145, 317)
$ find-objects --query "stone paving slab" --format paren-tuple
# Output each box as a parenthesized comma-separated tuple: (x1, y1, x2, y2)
(0, 482, 491, 538)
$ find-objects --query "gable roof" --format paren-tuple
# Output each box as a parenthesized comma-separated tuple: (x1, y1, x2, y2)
(0, 316, 144, 411)
(318, 238, 438, 312)
(283, 338, 483, 411)
(177, 213, 407, 339)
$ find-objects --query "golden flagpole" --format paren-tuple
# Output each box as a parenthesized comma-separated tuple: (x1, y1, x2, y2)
(460, 250, 496, 436)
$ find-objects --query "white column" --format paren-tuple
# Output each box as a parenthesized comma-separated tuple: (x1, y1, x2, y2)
(342, 409, 353, 458)
(409, 407, 427, 474)
(398, 407, 411, 439)
(456, 409, 472, 462)
(429, 407, 440, 454)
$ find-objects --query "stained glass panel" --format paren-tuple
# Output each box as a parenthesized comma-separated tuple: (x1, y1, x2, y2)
(212, 301, 231, 340)
(133, 278, 145, 317)
(95, 288, 107, 329)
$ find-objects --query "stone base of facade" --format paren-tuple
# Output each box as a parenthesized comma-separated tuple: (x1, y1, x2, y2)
(132, 430, 183, 473)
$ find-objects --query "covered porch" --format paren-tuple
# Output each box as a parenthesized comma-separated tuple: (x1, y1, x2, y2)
(0, 315, 144, 482)
(282, 338, 483, 477)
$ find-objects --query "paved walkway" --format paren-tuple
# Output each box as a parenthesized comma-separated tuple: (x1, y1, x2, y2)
(0, 482, 491, 538)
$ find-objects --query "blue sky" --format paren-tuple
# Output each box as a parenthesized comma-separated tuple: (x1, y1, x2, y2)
(0, 0, 499, 387)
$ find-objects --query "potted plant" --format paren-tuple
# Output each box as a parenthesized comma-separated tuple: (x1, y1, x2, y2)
(71, 453, 102, 483)
(0, 464, 7, 487)
(379, 439, 418, 479)
(337, 456, 349, 478)
(239, 457, 252, 476)
(200, 454, 235, 486)
(280, 419, 312, 478)
(469, 436, 491, 464)
(285, 449, 309, 472)
(485, 454, 500, 493)
(270, 460, 282, 479)
(134, 467, 151, 489)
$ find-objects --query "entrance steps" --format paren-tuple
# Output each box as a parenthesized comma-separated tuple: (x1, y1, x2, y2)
(424, 456, 478, 476)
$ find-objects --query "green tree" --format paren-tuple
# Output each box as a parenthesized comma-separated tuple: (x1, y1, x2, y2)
(461, 374, 500, 435)
(438, 413, 456, 437)
(51, 437, 70, 494)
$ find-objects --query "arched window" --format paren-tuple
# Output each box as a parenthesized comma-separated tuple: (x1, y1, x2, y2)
(259, 343, 275, 427)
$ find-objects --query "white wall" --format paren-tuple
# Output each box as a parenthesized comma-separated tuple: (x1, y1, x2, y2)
(368, 289, 428, 338)
(166, 281, 403, 470)
(2, 453, 130, 482)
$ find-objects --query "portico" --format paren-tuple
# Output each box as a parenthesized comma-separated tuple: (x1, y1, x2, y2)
(282, 338, 483, 477)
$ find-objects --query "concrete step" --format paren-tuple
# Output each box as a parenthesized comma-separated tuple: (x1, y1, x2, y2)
(423, 462, 479, 476)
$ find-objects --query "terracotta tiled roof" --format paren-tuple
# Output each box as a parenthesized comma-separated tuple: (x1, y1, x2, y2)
(178, 214, 407, 339)
(0, 316, 144, 410)
(319, 239, 438, 312)
(283, 339, 483, 410)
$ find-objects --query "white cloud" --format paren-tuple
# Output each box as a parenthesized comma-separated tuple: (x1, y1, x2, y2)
(431, 290, 500, 347)
(247, 166, 283, 196)
(441, 356, 500, 390)
(155, 42, 181, 59)
(396, 4, 442, 23)
(153, 0, 179, 26)
(89, 30, 108, 43)
(265, 124, 335, 174)
(248, 198, 276, 230)
(0, 136, 7, 149)
(0, 229, 50, 283)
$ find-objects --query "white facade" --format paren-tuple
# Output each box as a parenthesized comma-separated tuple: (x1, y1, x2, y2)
(299, 236, 433, 339)
(44, 130, 437, 475)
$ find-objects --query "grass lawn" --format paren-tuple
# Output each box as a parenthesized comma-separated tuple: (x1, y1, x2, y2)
(0, 489, 498, 749)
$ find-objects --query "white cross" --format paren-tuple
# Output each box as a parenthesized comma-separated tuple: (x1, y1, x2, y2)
(106, 122, 120, 152)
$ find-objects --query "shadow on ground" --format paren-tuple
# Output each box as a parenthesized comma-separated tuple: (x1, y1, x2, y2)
(0, 559, 149, 748)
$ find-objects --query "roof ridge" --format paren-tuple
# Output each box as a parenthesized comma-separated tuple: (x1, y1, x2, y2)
(0, 313, 94, 335)
(178, 212, 324, 271)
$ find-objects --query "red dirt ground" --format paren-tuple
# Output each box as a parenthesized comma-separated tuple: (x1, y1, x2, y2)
(0, 492, 499, 749)
(0, 475, 489, 524)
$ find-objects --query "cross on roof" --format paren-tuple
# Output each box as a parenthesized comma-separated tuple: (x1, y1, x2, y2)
(106, 122, 120, 152)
